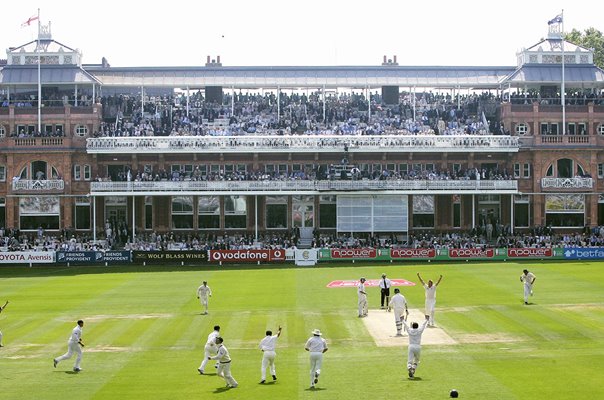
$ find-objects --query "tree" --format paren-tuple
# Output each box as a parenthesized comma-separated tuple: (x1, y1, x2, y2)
(565, 28, 604, 69)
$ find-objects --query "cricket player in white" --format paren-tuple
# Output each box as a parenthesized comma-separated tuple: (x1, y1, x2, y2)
(402, 315, 430, 378)
(520, 269, 536, 305)
(305, 329, 328, 389)
(417, 273, 442, 327)
(198, 325, 220, 374)
(388, 288, 408, 336)
(357, 277, 368, 317)
(53, 320, 85, 372)
(209, 337, 238, 388)
(259, 326, 282, 383)
(196, 281, 212, 314)
(0, 300, 8, 347)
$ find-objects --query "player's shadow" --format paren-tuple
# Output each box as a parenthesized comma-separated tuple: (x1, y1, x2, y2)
(408, 377, 424, 381)
(213, 386, 235, 393)
(64, 371, 80, 375)
(306, 387, 327, 391)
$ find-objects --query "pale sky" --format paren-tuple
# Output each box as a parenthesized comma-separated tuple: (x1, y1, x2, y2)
(1, 0, 602, 67)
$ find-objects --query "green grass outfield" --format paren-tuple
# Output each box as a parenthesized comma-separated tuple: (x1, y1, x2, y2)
(1, 261, 604, 400)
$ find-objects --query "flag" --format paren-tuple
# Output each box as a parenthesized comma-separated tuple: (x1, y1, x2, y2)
(548, 14, 563, 25)
(21, 15, 39, 27)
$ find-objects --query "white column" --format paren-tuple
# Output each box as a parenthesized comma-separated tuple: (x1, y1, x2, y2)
(367, 86, 371, 122)
(277, 86, 280, 123)
(472, 194, 476, 229)
(231, 86, 235, 116)
(255, 195, 258, 242)
(510, 194, 514, 235)
(132, 196, 136, 243)
(186, 87, 190, 117)
(323, 85, 326, 122)
(74, 84, 78, 107)
(93, 196, 97, 242)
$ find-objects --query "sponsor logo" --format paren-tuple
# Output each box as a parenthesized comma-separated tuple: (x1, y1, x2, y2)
(327, 279, 416, 288)
(449, 248, 494, 258)
(391, 248, 436, 259)
(132, 251, 208, 262)
(331, 248, 377, 259)
(507, 248, 552, 258)
(563, 247, 604, 260)
(0, 252, 54, 263)
(209, 249, 285, 262)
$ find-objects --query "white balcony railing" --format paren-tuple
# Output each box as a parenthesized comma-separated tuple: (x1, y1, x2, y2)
(90, 179, 518, 194)
(541, 177, 593, 189)
(86, 135, 519, 154)
(12, 179, 65, 191)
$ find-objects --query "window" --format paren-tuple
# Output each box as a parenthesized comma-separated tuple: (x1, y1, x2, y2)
(74, 196, 90, 230)
(515, 123, 528, 135)
(225, 195, 247, 229)
(514, 163, 520, 178)
(578, 123, 587, 135)
(412, 195, 435, 229)
(83, 165, 91, 181)
(425, 163, 434, 172)
(598, 124, 604, 136)
(266, 195, 287, 229)
(0, 166, 5, 182)
(598, 164, 604, 179)
(73, 165, 81, 180)
(74, 125, 88, 137)
(145, 196, 153, 230)
(514, 195, 530, 228)
(171, 196, 193, 229)
(567, 123, 576, 135)
(523, 163, 531, 178)
(198, 196, 220, 229)
(399, 163, 408, 175)
(319, 195, 336, 229)
(0, 125, 6, 138)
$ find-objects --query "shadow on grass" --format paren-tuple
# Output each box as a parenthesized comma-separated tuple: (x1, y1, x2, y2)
(305, 387, 327, 391)
(213, 386, 236, 393)
(408, 377, 424, 381)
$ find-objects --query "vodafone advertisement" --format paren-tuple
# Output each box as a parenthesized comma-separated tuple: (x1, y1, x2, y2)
(330, 248, 377, 259)
(506, 248, 553, 258)
(391, 248, 436, 259)
(209, 249, 286, 263)
(448, 248, 495, 259)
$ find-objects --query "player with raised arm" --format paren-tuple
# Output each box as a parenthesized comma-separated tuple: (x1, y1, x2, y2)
(417, 273, 443, 327)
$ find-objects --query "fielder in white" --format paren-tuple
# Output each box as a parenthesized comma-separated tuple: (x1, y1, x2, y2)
(198, 325, 220, 374)
(417, 273, 442, 327)
(357, 277, 368, 317)
(402, 315, 430, 379)
(196, 281, 212, 315)
(388, 288, 408, 336)
(53, 320, 85, 372)
(209, 337, 238, 388)
(0, 300, 8, 347)
(305, 329, 328, 389)
(520, 269, 536, 305)
(259, 325, 282, 383)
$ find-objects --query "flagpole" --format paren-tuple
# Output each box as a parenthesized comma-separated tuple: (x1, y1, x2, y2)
(561, 9, 565, 135)
(37, 8, 41, 135)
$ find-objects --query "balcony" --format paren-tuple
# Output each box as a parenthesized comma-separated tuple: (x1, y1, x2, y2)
(90, 179, 518, 196)
(86, 135, 520, 154)
(540, 177, 593, 190)
(12, 179, 65, 192)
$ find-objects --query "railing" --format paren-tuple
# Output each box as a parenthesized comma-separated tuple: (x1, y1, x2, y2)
(12, 179, 65, 191)
(90, 179, 518, 194)
(541, 177, 593, 189)
(539, 136, 591, 145)
(86, 135, 520, 154)
(9, 137, 65, 146)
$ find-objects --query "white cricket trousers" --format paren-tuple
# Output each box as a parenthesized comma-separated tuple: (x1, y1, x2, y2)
(524, 284, 533, 303)
(199, 344, 216, 372)
(394, 308, 406, 334)
(261, 350, 276, 380)
(309, 352, 323, 386)
(407, 344, 421, 369)
(199, 296, 208, 312)
(425, 299, 436, 325)
(217, 361, 238, 387)
(358, 296, 368, 316)
(55, 341, 82, 369)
